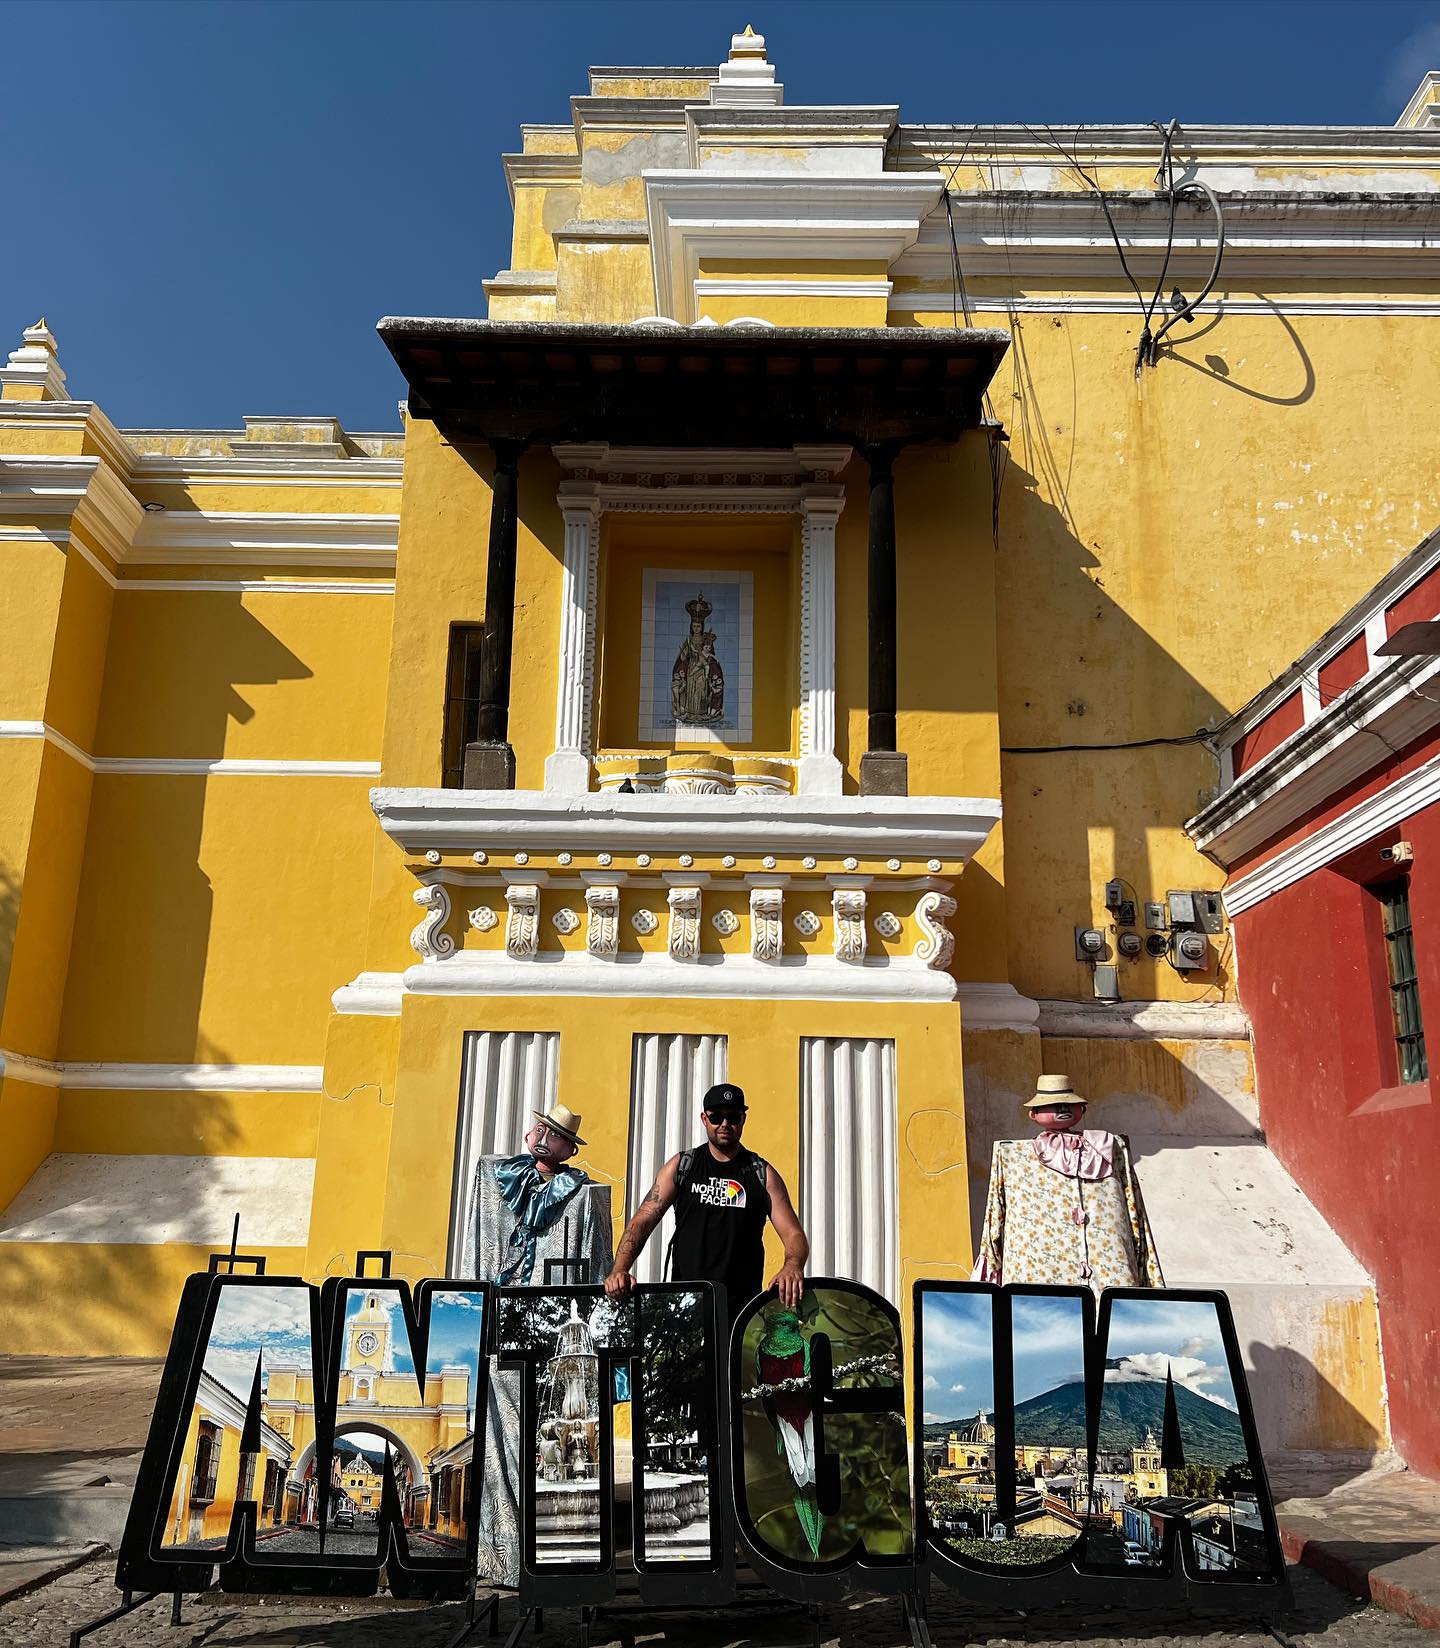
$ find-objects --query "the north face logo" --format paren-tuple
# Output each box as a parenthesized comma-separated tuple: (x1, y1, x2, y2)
(692, 1177, 746, 1208)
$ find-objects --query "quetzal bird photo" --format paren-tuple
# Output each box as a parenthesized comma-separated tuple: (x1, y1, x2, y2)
(755, 1303, 823, 1558)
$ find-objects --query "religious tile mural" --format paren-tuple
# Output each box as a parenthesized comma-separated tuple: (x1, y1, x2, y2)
(639, 569, 753, 744)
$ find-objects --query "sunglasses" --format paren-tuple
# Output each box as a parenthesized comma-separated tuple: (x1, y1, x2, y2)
(704, 1109, 746, 1124)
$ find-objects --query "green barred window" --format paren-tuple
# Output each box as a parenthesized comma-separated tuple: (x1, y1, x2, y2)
(1379, 879, 1428, 1085)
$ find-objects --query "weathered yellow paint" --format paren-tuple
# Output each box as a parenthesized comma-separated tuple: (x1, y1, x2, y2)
(58, 774, 377, 1065)
(0, 1243, 309, 1356)
(55, 1090, 321, 1158)
(0, 1077, 59, 1214)
(374, 993, 970, 1290)
(92, 589, 389, 761)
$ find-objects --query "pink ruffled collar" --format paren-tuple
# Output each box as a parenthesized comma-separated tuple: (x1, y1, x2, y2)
(1031, 1128, 1117, 1181)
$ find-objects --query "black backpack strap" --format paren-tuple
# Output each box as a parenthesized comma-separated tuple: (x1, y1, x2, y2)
(663, 1150, 695, 1283)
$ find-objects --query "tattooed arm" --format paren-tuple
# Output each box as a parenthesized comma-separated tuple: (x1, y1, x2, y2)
(604, 1154, 680, 1296)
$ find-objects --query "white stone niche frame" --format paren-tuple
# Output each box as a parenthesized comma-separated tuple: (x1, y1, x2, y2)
(544, 445, 850, 796)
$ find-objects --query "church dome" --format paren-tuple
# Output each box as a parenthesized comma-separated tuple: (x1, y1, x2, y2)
(959, 1408, 995, 1444)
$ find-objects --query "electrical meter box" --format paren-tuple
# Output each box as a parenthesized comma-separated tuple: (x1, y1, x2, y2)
(1167, 890, 1196, 926)
(1193, 891, 1224, 934)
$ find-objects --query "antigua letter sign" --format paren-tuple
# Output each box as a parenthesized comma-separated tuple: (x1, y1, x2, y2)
(115, 1254, 1289, 1617)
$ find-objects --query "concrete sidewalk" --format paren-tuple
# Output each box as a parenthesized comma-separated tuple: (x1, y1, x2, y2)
(1273, 1455, 1440, 1629)
(0, 1355, 160, 1549)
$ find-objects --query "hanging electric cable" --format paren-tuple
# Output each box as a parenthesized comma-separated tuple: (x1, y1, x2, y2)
(1030, 120, 1226, 374)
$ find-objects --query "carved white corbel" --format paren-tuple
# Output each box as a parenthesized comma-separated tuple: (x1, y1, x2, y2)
(585, 884, 621, 957)
(505, 884, 542, 959)
(832, 888, 868, 963)
(750, 886, 785, 962)
(915, 890, 958, 971)
(667, 885, 702, 961)
(410, 883, 455, 962)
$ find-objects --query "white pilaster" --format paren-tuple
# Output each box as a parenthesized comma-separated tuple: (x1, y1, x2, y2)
(798, 486, 845, 794)
(545, 490, 602, 793)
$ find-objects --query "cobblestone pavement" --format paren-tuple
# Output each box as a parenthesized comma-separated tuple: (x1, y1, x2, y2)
(2, 1555, 1431, 1648)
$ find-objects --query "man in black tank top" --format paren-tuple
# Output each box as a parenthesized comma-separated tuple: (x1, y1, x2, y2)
(605, 1082, 809, 1319)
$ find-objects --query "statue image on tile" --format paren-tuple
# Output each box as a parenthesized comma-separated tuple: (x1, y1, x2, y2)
(640, 569, 753, 744)
(672, 594, 725, 725)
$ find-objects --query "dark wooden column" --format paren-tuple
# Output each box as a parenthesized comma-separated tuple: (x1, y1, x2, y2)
(860, 445, 908, 795)
(463, 439, 524, 789)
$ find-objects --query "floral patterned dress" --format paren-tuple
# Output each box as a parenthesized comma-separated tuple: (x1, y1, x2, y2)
(971, 1131, 1164, 1291)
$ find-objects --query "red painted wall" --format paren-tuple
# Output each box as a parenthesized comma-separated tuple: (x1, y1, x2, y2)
(1385, 563, 1440, 635)
(1237, 804, 1440, 1474)
(1234, 692, 1303, 777)
(1318, 631, 1368, 706)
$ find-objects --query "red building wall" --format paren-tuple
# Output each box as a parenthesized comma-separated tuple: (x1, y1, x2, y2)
(1236, 798, 1440, 1475)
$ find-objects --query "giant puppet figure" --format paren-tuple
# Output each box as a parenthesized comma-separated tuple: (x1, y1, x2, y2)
(463, 1103, 612, 1586)
(972, 1073, 1164, 1291)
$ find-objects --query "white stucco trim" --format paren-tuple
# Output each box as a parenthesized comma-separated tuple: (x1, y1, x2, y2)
(335, 955, 959, 1007)
(697, 278, 894, 300)
(1034, 999, 1252, 1041)
(644, 171, 944, 323)
(94, 756, 382, 777)
(0, 723, 380, 777)
(1223, 751, 1440, 917)
(119, 578, 396, 594)
(894, 294, 1440, 318)
(0, 719, 94, 769)
(331, 972, 407, 1016)
(955, 982, 1040, 1032)
(1186, 653, 1440, 863)
(0, 1153, 315, 1245)
(0, 1053, 324, 1091)
(893, 192, 1440, 287)
(129, 510, 399, 569)
(405, 953, 961, 1002)
(371, 787, 1002, 863)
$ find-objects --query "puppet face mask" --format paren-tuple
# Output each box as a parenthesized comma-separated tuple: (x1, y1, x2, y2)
(525, 1120, 578, 1168)
(1030, 1102, 1086, 1134)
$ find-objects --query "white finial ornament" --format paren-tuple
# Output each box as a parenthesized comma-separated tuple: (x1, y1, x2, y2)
(2, 318, 68, 400)
(712, 22, 783, 106)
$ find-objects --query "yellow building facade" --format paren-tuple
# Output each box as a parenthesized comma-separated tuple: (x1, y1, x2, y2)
(4, 31, 1438, 1468)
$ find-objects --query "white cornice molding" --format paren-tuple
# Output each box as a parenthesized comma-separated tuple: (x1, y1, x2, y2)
(0, 1053, 324, 1091)
(340, 955, 960, 1006)
(500, 151, 580, 208)
(896, 123, 1440, 156)
(1186, 654, 1440, 865)
(893, 293, 1440, 318)
(1397, 74, 1440, 132)
(1222, 751, 1440, 917)
(120, 577, 396, 594)
(0, 402, 402, 485)
(371, 787, 1002, 862)
(1034, 998, 1251, 1041)
(129, 510, 399, 569)
(698, 277, 893, 300)
(1, 450, 400, 569)
(643, 171, 944, 322)
(892, 191, 1440, 285)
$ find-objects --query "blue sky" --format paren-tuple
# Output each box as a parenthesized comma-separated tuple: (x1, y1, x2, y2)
(919, 1290, 1240, 1424)
(3, 0, 1437, 430)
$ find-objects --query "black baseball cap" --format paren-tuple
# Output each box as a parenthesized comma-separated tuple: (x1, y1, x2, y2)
(702, 1082, 747, 1113)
